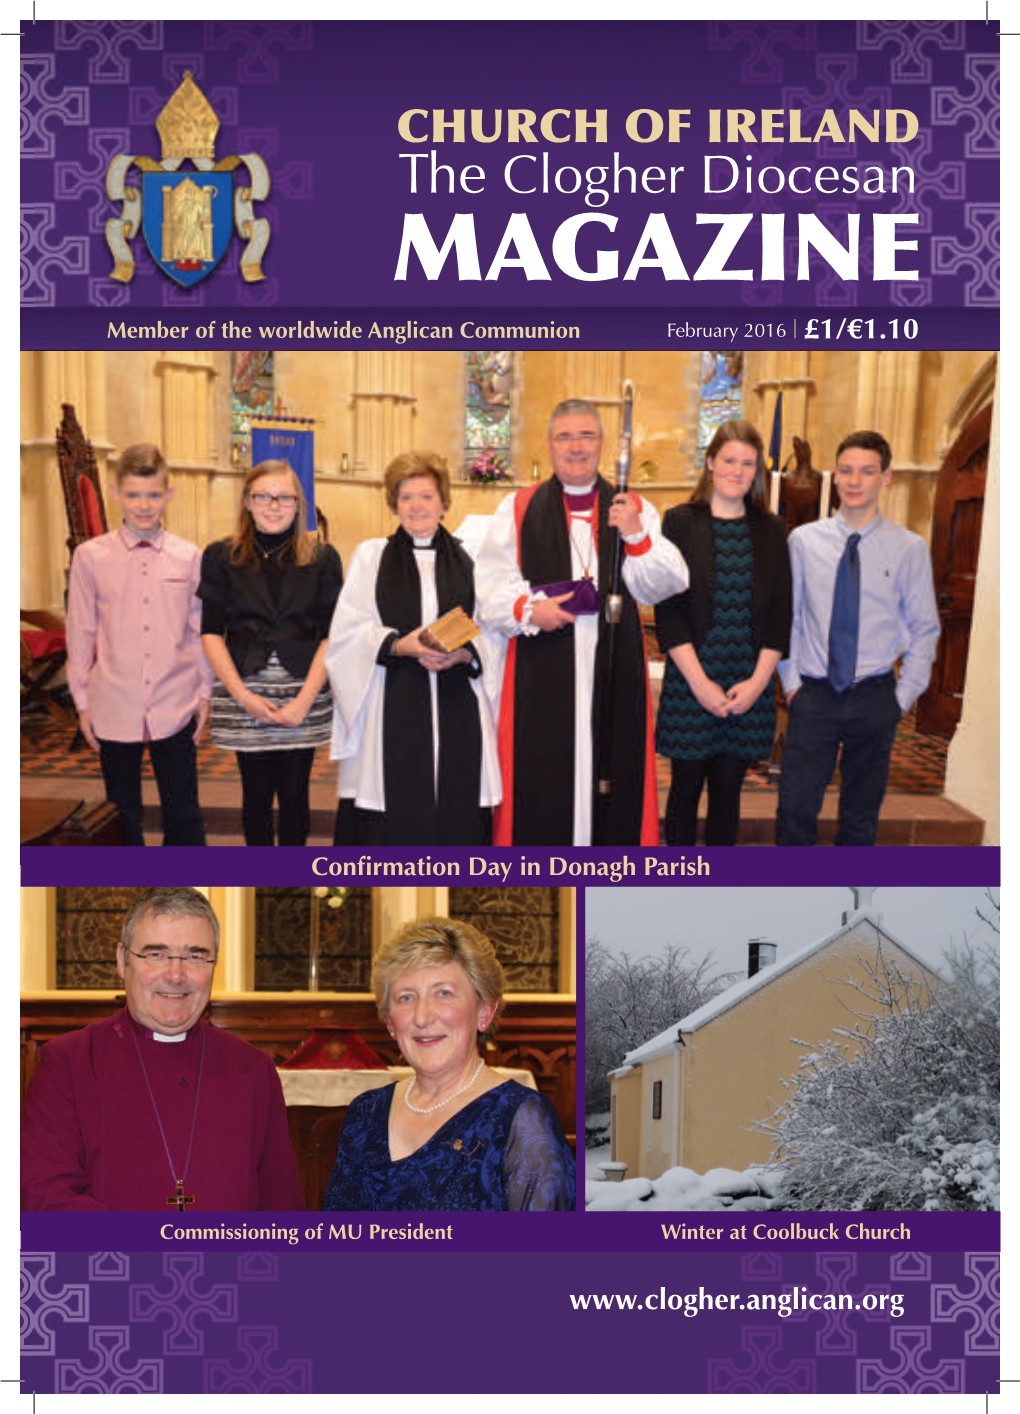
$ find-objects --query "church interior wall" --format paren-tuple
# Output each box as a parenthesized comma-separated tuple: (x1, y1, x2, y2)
(405, 349, 466, 457)
(515, 349, 556, 475)
(106, 348, 156, 450)
(20, 884, 577, 999)
(945, 358, 1000, 843)
(803, 350, 857, 466)
(20, 345, 995, 629)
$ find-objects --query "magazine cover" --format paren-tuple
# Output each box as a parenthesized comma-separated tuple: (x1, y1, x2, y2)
(18, 8, 1002, 1407)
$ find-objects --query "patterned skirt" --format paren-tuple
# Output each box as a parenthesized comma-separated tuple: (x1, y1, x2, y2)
(209, 653, 334, 754)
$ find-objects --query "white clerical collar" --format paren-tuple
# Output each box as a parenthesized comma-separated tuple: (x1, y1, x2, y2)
(562, 481, 597, 496)
(413, 537, 436, 549)
(152, 1029, 188, 1043)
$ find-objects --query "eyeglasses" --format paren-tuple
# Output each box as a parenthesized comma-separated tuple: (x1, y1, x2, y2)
(127, 948, 216, 969)
(249, 493, 298, 509)
(551, 432, 600, 447)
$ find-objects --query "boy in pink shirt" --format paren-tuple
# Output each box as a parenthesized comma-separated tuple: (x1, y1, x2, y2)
(66, 443, 212, 845)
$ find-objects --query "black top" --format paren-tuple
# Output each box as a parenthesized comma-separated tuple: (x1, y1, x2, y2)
(198, 538, 344, 679)
(321, 1080, 576, 1212)
(654, 501, 792, 660)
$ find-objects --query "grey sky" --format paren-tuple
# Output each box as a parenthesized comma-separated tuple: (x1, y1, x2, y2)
(583, 886, 998, 976)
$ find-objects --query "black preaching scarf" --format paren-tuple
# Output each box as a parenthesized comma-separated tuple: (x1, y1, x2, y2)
(375, 525, 483, 843)
(513, 476, 648, 844)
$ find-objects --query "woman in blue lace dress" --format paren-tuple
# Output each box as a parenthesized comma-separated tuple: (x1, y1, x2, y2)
(655, 420, 791, 846)
(322, 918, 575, 1211)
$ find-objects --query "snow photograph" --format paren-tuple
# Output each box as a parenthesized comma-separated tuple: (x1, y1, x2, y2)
(584, 885, 999, 1213)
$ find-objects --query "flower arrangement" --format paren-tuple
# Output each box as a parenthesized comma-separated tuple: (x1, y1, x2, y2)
(313, 886, 353, 909)
(465, 445, 511, 484)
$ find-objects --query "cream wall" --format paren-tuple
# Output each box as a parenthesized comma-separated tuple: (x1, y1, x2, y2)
(610, 1067, 642, 1169)
(613, 920, 936, 1181)
(24, 348, 993, 611)
(632, 1049, 677, 1179)
(745, 349, 993, 542)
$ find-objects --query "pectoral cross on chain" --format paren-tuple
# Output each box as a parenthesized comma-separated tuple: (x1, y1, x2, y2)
(167, 1179, 195, 1212)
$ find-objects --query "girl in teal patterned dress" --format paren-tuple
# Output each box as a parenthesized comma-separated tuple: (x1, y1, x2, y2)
(655, 421, 792, 845)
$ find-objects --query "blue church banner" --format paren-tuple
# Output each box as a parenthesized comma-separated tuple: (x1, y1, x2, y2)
(251, 420, 316, 534)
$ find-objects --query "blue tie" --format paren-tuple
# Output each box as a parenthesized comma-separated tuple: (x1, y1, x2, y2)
(828, 531, 861, 692)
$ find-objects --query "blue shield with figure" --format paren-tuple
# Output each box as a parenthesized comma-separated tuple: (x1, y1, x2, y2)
(141, 170, 234, 288)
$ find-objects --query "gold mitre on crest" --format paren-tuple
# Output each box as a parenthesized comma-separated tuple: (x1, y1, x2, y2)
(156, 71, 219, 163)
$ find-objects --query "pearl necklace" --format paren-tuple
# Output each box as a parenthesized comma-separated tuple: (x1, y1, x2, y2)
(404, 1055, 485, 1115)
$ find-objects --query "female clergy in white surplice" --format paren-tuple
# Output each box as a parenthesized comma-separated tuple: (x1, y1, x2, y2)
(326, 452, 502, 846)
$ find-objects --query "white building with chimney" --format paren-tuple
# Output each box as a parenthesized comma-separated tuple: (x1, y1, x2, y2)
(607, 889, 938, 1180)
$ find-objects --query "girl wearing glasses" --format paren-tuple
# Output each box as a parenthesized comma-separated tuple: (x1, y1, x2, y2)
(198, 461, 343, 845)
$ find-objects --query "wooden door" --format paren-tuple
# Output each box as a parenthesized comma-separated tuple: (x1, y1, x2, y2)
(915, 404, 991, 737)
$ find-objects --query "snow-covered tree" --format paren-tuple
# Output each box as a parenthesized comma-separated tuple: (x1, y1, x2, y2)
(585, 936, 736, 1115)
(757, 922, 999, 1211)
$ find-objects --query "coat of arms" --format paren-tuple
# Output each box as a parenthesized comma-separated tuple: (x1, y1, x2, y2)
(106, 72, 271, 287)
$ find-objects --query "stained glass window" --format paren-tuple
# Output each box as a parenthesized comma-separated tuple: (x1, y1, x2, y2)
(55, 887, 147, 989)
(447, 887, 560, 992)
(254, 887, 373, 991)
(697, 350, 744, 459)
(464, 351, 513, 481)
(231, 351, 275, 465)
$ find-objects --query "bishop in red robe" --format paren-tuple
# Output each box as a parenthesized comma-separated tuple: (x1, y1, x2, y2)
(21, 888, 304, 1212)
(475, 399, 688, 845)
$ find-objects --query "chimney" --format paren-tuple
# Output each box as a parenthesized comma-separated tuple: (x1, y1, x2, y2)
(843, 886, 881, 925)
(747, 938, 777, 978)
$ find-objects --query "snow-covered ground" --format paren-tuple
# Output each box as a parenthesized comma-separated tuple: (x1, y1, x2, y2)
(585, 1141, 782, 1212)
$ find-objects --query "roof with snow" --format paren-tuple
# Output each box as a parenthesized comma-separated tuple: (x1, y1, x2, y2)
(619, 910, 937, 1069)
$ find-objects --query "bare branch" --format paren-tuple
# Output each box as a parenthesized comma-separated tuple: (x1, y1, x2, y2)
(752, 939, 999, 1211)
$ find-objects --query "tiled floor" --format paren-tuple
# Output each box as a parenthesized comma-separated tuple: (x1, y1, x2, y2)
(21, 695, 978, 846)
(22, 691, 950, 795)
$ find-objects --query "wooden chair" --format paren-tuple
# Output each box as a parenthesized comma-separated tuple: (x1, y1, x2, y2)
(57, 402, 108, 557)
(52, 403, 108, 751)
(20, 608, 73, 749)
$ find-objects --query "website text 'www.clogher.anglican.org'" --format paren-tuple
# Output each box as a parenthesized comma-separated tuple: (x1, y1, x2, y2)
(568, 1287, 905, 1318)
